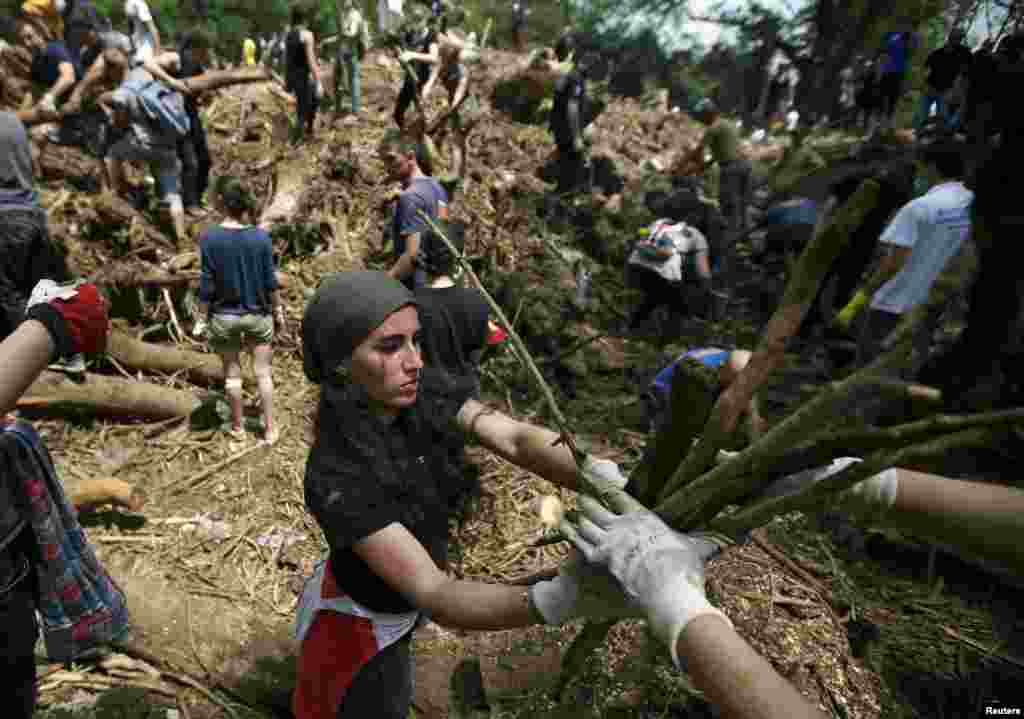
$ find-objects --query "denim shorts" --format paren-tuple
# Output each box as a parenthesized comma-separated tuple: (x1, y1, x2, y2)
(208, 313, 274, 351)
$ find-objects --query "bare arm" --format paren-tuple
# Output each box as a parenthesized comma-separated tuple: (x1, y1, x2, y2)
(143, 52, 189, 95)
(386, 232, 420, 282)
(303, 29, 321, 86)
(41, 61, 77, 105)
(420, 62, 443, 103)
(678, 615, 826, 719)
(694, 250, 712, 279)
(146, 18, 162, 55)
(66, 55, 107, 110)
(0, 321, 57, 416)
(456, 399, 581, 491)
(355, 523, 536, 629)
(861, 245, 911, 296)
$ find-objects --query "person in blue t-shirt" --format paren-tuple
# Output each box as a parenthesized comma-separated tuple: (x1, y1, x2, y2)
(378, 131, 449, 290)
(194, 177, 284, 445)
(18, 19, 82, 114)
(876, 29, 918, 131)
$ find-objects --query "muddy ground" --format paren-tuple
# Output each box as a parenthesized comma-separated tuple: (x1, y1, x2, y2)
(6, 44, 1023, 719)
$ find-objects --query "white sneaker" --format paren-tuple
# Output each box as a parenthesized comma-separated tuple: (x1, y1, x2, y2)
(48, 353, 86, 375)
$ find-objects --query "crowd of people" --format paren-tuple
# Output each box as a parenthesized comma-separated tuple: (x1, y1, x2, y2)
(2, 3, 1024, 719)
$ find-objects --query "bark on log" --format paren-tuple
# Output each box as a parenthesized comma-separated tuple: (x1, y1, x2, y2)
(87, 192, 176, 250)
(37, 144, 98, 183)
(70, 478, 145, 512)
(259, 153, 318, 227)
(183, 66, 270, 94)
(107, 331, 254, 388)
(18, 371, 201, 420)
(91, 268, 200, 288)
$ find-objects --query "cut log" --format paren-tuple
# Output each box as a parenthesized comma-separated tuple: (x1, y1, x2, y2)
(107, 331, 254, 387)
(259, 153, 316, 227)
(18, 371, 201, 421)
(183, 66, 270, 95)
(90, 268, 200, 288)
(37, 144, 98, 184)
(87, 192, 176, 250)
(70, 478, 145, 512)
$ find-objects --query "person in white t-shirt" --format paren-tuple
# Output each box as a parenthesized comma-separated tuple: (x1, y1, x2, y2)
(123, 0, 160, 63)
(626, 218, 713, 335)
(834, 141, 972, 361)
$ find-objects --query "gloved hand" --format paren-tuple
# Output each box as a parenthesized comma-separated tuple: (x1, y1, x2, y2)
(759, 457, 899, 522)
(398, 51, 414, 63)
(568, 489, 732, 666)
(581, 455, 629, 494)
(37, 94, 58, 115)
(528, 551, 643, 624)
(835, 289, 869, 331)
(192, 318, 208, 339)
(25, 281, 109, 357)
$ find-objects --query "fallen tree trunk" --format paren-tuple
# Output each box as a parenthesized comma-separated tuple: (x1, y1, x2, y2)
(183, 66, 270, 94)
(37, 144, 98, 183)
(91, 268, 200, 288)
(18, 372, 201, 420)
(70, 478, 145, 512)
(107, 331, 254, 387)
(88, 192, 176, 250)
(259, 153, 316, 227)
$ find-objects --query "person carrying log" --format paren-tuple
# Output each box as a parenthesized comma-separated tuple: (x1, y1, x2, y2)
(0, 278, 125, 719)
(17, 16, 82, 119)
(285, 3, 323, 144)
(334, 0, 370, 116)
(833, 141, 972, 364)
(193, 177, 284, 445)
(97, 64, 190, 248)
(675, 99, 751, 290)
(378, 131, 449, 290)
(141, 30, 214, 217)
(63, 30, 132, 116)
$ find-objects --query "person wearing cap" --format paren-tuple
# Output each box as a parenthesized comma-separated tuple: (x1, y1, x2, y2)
(676, 99, 751, 289)
(142, 30, 214, 216)
(97, 65, 186, 247)
(378, 131, 448, 290)
(298, 270, 839, 719)
(194, 177, 282, 444)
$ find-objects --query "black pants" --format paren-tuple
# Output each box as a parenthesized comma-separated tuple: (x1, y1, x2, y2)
(291, 80, 319, 141)
(555, 139, 585, 195)
(0, 209, 71, 340)
(627, 264, 691, 327)
(394, 75, 420, 128)
(717, 160, 752, 285)
(1, 582, 39, 719)
(876, 72, 905, 120)
(336, 631, 414, 719)
(179, 109, 210, 209)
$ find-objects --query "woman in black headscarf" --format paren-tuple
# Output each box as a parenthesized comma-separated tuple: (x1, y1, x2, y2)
(296, 271, 633, 719)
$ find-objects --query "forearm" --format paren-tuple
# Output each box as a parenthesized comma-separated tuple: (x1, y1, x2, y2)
(884, 471, 1024, 574)
(679, 615, 826, 719)
(0, 321, 57, 416)
(388, 247, 417, 280)
(197, 301, 210, 318)
(425, 579, 536, 630)
(148, 21, 162, 55)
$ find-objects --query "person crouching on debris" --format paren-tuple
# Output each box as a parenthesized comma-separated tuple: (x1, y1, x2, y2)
(17, 17, 82, 119)
(625, 218, 713, 341)
(97, 68, 188, 248)
(297, 270, 633, 719)
(1, 278, 127, 719)
(193, 177, 284, 445)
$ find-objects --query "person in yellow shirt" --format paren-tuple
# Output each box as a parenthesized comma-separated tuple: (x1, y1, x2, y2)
(242, 37, 256, 66)
(20, 0, 69, 41)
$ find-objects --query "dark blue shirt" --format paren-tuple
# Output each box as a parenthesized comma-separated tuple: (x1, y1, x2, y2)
(30, 41, 82, 88)
(198, 224, 278, 315)
(392, 176, 448, 261)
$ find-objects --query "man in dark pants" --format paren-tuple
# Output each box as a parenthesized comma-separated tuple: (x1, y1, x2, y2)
(549, 53, 591, 198)
(394, 16, 438, 129)
(915, 29, 972, 133)
(140, 30, 213, 215)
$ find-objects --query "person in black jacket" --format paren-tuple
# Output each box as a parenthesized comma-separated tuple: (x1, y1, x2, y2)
(915, 29, 972, 133)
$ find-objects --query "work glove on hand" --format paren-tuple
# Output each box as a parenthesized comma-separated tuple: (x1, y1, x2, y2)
(759, 457, 899, 523)
(529, 550, 643, 625)
(835, 289, 869, 331)
(192, 318, 208, 339)
(25, 281, 109, 357)
(315, 81, 325, 99)
(398, 51, 414, 63)
(37, 95, 58, 115)
(568, 488, 733, 667)
(581, 455, 629, 494)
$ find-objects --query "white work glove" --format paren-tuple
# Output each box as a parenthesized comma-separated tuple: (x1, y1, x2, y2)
(528, 551, 643, 625)
(192, 318, 208, 339)
(759, 457, 899, 522)
(315, 81, 325, 99)
(569, 489, 732, 667)
(38, 95, 58, 114)
(398, 51, 414, 63)
(581, 455, 629, 494)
